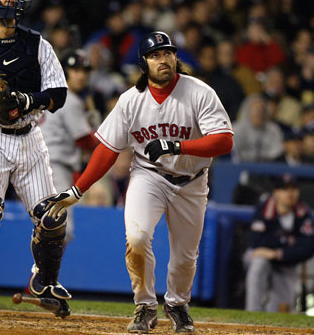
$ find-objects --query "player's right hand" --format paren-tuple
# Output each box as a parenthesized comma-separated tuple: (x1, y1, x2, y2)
(47, 186, 82, 219)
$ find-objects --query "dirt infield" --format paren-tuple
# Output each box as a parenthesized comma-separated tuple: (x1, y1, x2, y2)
(0, 310, 313, 335)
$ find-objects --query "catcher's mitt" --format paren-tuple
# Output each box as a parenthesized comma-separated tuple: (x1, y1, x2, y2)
(0, 79, 21, 125)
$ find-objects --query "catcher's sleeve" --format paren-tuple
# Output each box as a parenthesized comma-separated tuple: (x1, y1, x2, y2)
(75, 143, 119, 193)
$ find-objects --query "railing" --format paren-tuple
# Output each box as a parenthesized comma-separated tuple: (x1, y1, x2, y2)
(211, 160, 314, 204)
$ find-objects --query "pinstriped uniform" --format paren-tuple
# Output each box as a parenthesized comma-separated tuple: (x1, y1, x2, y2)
(2, 37, 67, 129)
(0, 36, 67, 211)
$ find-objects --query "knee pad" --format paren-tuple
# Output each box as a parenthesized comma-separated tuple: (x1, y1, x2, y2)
(32, 197, 67, 232)
(31, 198, 67, 244)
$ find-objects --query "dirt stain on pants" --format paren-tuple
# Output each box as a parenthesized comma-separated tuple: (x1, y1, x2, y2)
(125, 243, 145, 294)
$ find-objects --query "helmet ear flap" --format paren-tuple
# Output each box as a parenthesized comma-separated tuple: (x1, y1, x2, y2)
(139, 55, 148, 73)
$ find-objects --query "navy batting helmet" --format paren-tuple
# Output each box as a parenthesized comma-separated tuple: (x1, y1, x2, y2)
(0, 0, 31, 26)
(62, 49, 91, 71)
(138, 31, 177, 73)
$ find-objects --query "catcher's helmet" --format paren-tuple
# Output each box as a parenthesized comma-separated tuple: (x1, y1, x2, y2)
(0, 0, 31, 26)
(138, 31, 177, 73)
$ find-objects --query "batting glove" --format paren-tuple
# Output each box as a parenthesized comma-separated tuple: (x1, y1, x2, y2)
(11, 91, 33, 113)
(48, 186, 82, 219)
(144, 139, 181, 162)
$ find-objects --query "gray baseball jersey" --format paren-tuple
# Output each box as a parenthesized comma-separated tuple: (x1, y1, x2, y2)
(95, 74, 233, 307)
(40, 90, 92, 172)
(96, 74, 232, 176)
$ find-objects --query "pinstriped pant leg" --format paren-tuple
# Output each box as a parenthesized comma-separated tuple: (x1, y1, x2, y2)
(10, 127, 56, 212)
(0, 158, 11, 202)
(0, 133, 17, 202)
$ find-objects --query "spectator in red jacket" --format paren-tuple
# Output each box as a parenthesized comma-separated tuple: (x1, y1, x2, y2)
(236, 21, 286, 74)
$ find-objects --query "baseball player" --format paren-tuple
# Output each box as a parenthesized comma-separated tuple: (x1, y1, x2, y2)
(47, 31, 233, 332)
(40, 49, 99, 241)
(0, 0, 71, 317)
(245, 175, 314, 312)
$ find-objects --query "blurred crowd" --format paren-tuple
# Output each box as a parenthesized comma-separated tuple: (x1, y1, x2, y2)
(18, 0, 314, 207)
(10, 0, 314, 310)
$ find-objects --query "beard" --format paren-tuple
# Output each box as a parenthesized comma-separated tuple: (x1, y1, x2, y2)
(148, 69, 175, 86)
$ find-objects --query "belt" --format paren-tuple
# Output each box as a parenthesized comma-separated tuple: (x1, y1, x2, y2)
(148, 168, 204, 186)
(1, 123, 32, 136)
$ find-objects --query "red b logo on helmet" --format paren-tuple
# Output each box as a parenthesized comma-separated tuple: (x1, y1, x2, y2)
(155, 34, 164, 44)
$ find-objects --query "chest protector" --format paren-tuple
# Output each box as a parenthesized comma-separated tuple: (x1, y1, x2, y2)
(0, 25, 41, 93)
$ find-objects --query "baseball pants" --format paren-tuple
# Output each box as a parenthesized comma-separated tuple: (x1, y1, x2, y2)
(124, 167, 208, 307)
(0, 126, 56, 212)
(245, 255, 299, 312)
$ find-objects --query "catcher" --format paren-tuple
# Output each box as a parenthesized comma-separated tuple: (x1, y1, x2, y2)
(0, 0, 71, 317)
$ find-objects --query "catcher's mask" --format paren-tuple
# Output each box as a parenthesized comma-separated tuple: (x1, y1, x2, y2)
(138, 31, 177, 73)
(0, 0, 31, 28)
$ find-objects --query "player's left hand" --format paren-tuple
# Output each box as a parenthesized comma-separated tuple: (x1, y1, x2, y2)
(47, 186, 82, 219)
(0, 79, 22, 125)
(144, 139, 181, 162)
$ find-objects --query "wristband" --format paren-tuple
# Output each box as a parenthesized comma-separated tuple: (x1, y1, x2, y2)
(30, 91, 51, 110)
(72, 185, 83, 199)
(173, 141, 181, 155)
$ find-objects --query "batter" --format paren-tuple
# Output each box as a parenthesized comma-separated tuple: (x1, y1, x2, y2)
(48, 31, 234, 332)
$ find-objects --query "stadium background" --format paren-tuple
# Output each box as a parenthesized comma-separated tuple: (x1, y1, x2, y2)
(1, 0, 314, 320)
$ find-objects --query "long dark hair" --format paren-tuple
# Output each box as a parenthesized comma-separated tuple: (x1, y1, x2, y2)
(135, 59, 189, 92)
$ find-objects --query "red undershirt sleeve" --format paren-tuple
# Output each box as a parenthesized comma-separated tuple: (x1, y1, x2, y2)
(180, 133, 233, 158)
(75, 133, 100, 151)
(75, 143, 119, 193)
